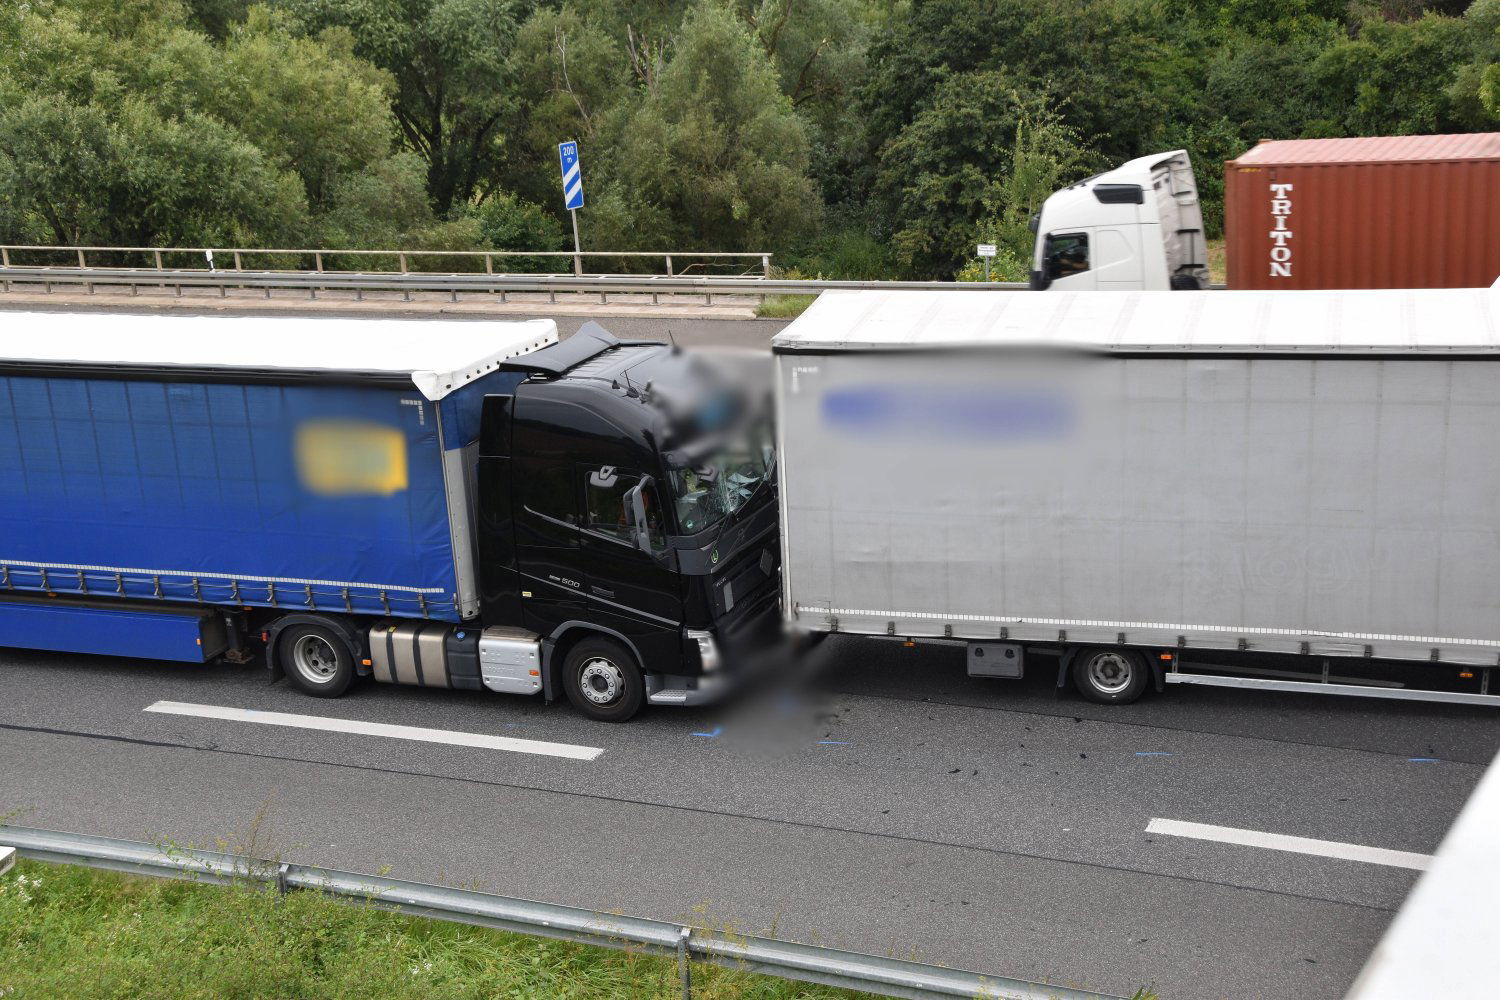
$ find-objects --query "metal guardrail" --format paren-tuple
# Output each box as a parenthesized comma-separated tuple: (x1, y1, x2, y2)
(0, 265, 1028, 304)
(0, 825, 1121, 1000)
(0, 244, 774, 279)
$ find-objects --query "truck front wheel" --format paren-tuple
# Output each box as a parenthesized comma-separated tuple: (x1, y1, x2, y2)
(1070, 647, 1147, 704)
(279, 623, 355, 698)
(562, 637, 644, 722)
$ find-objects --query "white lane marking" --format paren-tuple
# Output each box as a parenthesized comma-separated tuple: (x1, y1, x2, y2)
(1146, 818, 1431, 871)
(144, 701, 603, 761)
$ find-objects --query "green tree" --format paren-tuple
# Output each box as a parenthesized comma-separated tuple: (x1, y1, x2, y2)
(1314, 9, 1493, 134)
(318, 151, 438, 245)
(968, 95, 1099, 279)
(208, 8, 396, 209)
(0, 0, 424, 247)
(857, 0, 1174, 277)
(282, 0, 530, 215)
(590, 1, 819, 251)
(505, 6, 631, 209)
(0, 95, 306, 245)
(1454, 0, 1500, 122)
(186, 0, 254, 37)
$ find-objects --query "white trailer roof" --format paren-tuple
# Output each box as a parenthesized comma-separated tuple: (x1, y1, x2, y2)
(772, 285, 1500, 353)
(0, 311, 559, 400)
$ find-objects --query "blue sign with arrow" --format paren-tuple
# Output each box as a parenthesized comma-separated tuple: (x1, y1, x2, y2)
(558, 141, 584, 211)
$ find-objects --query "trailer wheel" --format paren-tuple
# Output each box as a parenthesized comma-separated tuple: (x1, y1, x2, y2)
(1071, 647, 1148, 704)
(562, 637, 644, 722)
(279, 623, 355, 697)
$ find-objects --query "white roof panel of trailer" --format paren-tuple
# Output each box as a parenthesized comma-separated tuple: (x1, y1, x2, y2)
(0, 312, 559, 399)
(772, 285, 1500, 353)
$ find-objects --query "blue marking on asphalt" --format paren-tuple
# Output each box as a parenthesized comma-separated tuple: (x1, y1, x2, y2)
(818, 740, 851, 745)
(693, 727, 722, 739)
(1407, 757, 1441, 762)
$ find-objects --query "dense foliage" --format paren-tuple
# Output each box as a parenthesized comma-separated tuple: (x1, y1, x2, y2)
(1, 0, 1496, 277)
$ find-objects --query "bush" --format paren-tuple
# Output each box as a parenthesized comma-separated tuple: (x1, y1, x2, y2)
(473, 192, 568, 273)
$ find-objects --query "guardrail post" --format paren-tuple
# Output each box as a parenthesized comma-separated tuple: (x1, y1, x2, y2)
(77, 248, 86, 268)
(762, 254, 770, 278)
(665, 255, 673, 276)
(233, 251, 242, 271)
(677, 926, 692, 1000)
(1, 247, 9, 266)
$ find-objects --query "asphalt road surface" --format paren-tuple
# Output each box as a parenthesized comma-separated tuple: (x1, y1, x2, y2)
(2, 640, 1494, 1000)
(0, 298, 791, 349)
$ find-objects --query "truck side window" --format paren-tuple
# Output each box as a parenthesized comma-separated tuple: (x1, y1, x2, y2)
(517, 462, 578, 545)
(584, 468, 665, 550)
(1045, 232, 1090, 280)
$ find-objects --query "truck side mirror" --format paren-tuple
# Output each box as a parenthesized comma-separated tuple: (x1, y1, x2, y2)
(623, 477, 655, 554)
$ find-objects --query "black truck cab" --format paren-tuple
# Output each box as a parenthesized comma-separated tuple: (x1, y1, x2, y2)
(476, 324, 781, 720)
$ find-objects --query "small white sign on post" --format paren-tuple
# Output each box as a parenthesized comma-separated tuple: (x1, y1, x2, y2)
(976, 243, 998, 282)
(0, 845, 14, 877)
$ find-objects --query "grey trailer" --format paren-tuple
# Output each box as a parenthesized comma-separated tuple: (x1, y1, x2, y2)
(773, 284, 1500, 707)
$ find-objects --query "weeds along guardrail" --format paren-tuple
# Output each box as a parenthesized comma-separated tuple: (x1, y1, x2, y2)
(0, 265, 1028, 305)
(0, 825, 1122, 1000)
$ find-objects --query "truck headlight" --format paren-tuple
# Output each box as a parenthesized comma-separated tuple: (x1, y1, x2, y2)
(687, 629, 720, 673)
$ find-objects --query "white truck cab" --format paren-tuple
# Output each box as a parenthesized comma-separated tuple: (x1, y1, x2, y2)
(1030, 150, 1208, 291)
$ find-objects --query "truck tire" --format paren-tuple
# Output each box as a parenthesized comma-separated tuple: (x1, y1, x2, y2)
(562, 637, 644, 722)
(278, 622, 355, 697)
(1071, 647, 1148, 704)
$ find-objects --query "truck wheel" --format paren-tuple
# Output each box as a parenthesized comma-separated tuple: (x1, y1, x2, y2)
(562, 637, 644, 722)
(1071, 647, 1147, 704)
(279, 623, 355, 697)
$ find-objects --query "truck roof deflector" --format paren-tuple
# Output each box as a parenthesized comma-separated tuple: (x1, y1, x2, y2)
(502, 322, 620, 376)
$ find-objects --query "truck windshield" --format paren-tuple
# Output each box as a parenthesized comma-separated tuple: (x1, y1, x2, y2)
(667, 427, 774, 535)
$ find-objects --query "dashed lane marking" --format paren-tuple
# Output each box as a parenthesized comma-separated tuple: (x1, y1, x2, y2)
(143, 701, 603, 761)
(1147, 817, 1431, 871)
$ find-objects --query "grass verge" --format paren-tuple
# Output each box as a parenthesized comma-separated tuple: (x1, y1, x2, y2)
(1207, 239, 1226, 286)
(755, 294, 818, 319)
(0, 859, 874, 1000)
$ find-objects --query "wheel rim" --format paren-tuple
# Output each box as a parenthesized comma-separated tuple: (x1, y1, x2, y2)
(578, 657, 625, 706)
(1086, 651, 1134, 695)
(291, 634, 339, 684)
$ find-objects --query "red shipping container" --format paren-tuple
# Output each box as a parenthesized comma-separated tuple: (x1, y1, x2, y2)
(1224, 133, 1500, 290)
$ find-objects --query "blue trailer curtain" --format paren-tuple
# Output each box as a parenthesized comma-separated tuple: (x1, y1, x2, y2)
(0, 375, 462, 620)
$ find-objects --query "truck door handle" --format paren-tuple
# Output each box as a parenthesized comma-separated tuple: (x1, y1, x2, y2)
(591, 586, 614, 599)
